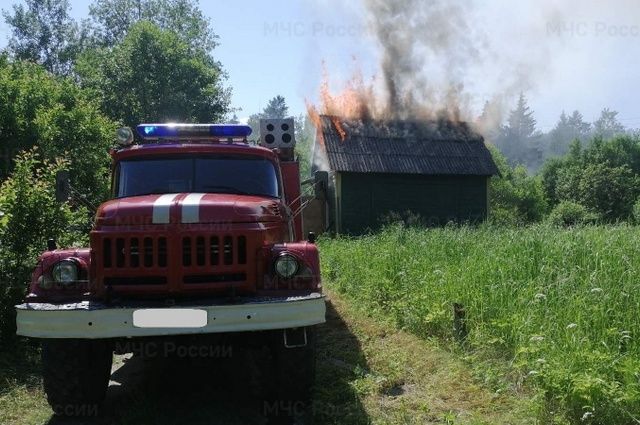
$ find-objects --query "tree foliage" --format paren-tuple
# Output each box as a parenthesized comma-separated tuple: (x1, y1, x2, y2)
(76, 21, 230, 127)
(87, 0, 218, 52)
(548, 110, 591, 156)
(541, 136, 640, 221)
(593, 108, 626, 140)
(2, 0, 83, 75)
(0, 58, 116, 202)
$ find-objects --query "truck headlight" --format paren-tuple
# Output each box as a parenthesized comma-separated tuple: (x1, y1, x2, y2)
(275, 254, 299, 279)
(37, 274, 53, 289)
(52, 260, 78, 284)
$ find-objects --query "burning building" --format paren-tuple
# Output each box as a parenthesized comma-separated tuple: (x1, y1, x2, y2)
(312, 115, 499, 235)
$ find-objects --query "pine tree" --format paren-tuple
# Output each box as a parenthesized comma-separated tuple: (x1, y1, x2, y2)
(262, 95, 289, 119)
(548, 110, 591, 156)
(593, 108, 626, 140)
(506, 93, 537, 140)
(549, 111, 570, 156)
(567, 110, 591, 138)
(499, 93, 542, 171)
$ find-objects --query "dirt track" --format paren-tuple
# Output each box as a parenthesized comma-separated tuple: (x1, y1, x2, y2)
(34, 292, 532, 425)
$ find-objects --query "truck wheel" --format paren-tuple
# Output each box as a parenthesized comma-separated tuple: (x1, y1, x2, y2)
(273, 327, 317, 408)
(42, 339, 113, 417)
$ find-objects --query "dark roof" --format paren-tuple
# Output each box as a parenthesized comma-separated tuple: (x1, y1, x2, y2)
(317, 115, 498, 176)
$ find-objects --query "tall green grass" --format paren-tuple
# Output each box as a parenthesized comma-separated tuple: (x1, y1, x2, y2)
(320, 224, 640, 424)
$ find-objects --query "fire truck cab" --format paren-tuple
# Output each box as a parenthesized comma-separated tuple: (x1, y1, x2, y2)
(15, 121, 325, 415)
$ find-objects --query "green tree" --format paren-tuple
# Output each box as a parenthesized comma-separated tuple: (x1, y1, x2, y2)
(496, 93, 543, 171)
(555, 163, 638, 221)
(541, 135, 640, 221)
(2, 0, 83, 75)
(593, 108, 626, 140)
(548, 110, 591, 156)
(76, 21, 231, 127)
(87, 0, 218, 52)
(263, 95, 289, 118)
(567, 110, 591, 138)
(0, 58, 116, 202)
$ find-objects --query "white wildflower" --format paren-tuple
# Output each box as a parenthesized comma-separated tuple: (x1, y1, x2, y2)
(581, 411, 594, 421)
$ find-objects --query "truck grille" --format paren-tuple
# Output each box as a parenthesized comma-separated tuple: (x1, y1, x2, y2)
(102, 236, 168, 269)
(181, 235, 247, 267)
(99, 234, 250, 288)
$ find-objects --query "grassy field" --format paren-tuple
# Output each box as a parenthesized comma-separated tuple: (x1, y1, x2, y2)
(3, 224, 639, 424)
(320, 224, 640, 424)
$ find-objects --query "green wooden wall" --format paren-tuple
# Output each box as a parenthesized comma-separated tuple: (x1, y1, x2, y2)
(337, 172, 488, 234)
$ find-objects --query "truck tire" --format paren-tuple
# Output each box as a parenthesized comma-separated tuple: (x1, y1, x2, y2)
(273, 327, 317, 407)
(42, 339, 113, 417)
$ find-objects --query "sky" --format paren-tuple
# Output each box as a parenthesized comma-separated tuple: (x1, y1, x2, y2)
(0, 0, 639, 131)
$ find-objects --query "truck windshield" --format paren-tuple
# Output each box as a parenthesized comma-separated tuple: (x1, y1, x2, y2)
(115, 155, 280, 198)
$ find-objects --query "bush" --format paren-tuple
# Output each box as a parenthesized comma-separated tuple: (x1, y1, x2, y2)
(0, 149, 89, 339)
(547, 201, 599, 227)
(541, 136, 640, 222)
(489, 146, 547, 225)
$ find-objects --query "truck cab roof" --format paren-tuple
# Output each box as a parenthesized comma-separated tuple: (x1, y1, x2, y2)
(111, 142, 280, 162)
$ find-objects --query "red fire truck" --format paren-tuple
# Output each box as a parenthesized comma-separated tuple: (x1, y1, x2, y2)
(15, 120, 326, 415)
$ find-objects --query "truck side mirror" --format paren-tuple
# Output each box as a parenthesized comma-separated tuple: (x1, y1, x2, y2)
(55, 170, 71, 203)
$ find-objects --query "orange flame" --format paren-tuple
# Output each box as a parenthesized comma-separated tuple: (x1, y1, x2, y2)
(318, 63, 378, 121)
(330, 116, 347, 141)
(306, 62, 382, 142)
(306, 60, 475, 148)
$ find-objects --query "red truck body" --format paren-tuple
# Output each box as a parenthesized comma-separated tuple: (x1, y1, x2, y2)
(22, 140, 319, 304)
(16, 121, 324, 418)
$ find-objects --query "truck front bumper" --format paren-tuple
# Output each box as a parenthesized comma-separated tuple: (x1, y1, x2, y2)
(16, 293, 326, 339)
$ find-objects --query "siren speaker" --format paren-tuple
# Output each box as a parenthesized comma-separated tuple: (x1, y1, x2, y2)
(259, 118, 296, 149)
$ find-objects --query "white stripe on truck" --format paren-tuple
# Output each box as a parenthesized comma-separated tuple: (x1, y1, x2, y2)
(181, 193, 206, 223)
(152, 193, 179, 224)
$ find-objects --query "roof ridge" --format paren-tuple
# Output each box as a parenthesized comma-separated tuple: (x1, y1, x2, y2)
(317, 116, 498, 176)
